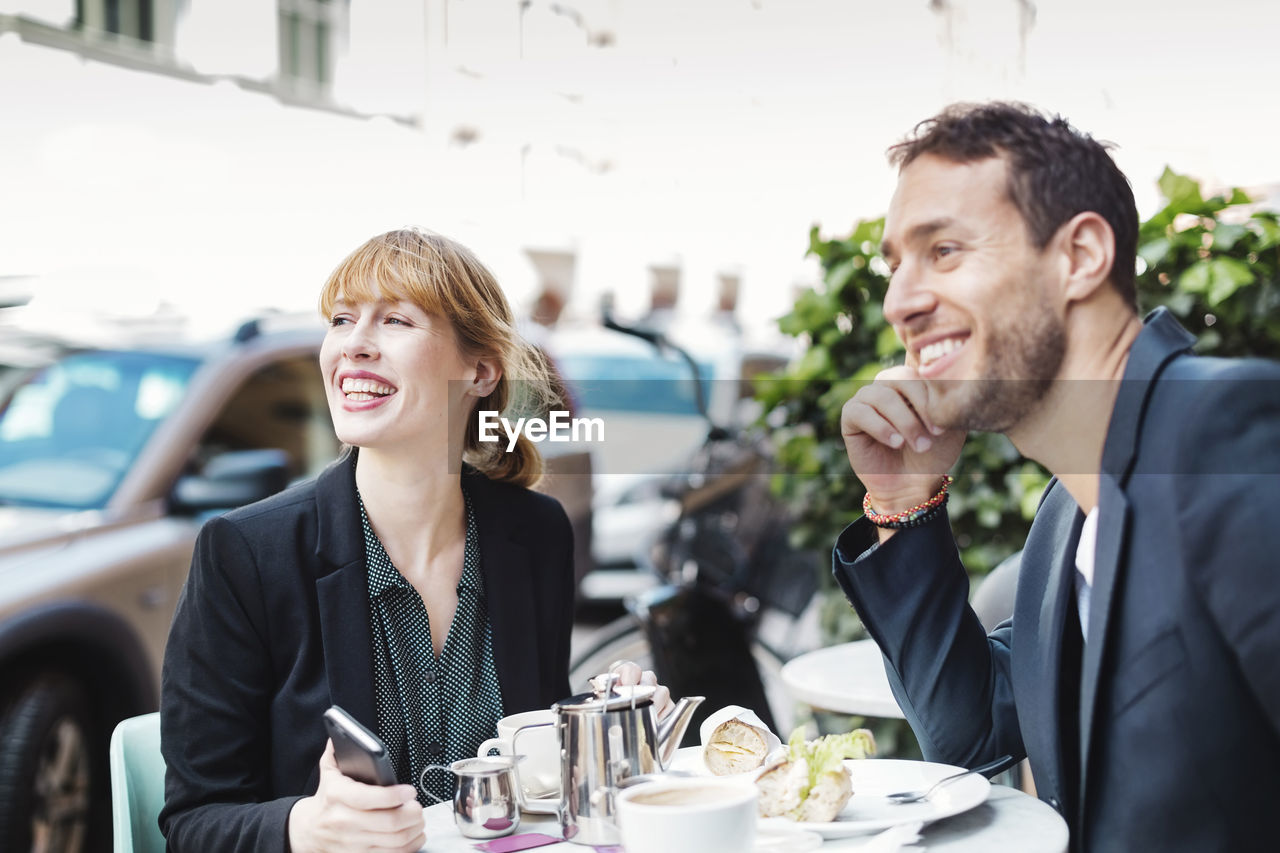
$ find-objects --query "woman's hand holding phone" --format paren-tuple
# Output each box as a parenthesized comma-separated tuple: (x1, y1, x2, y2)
(287, 740, 425, 853)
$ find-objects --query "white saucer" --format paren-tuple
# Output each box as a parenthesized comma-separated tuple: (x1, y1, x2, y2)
(521, 796, 559, 815)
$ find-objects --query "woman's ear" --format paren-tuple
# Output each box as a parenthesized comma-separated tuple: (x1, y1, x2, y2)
(467, 356, 502, 399)
(1058, 211, 1115, 305)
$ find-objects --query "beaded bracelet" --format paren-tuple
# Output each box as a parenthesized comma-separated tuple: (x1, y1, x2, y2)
(863, 475, 954, 529)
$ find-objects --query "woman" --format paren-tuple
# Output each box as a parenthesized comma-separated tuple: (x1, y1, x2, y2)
(159, 229, 666, 852)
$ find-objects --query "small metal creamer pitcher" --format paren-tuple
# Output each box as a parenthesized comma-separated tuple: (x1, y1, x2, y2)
(422, 756, 524, 840)
(553, 678, 704, 846)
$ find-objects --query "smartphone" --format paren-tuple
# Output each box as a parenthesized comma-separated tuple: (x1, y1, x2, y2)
(323, 705, 399, 786)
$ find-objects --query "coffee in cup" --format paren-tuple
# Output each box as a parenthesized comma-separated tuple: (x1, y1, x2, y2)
(617, 777, 758, 853)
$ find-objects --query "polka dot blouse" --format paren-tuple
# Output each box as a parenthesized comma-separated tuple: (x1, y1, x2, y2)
(361, 488, 505, 805)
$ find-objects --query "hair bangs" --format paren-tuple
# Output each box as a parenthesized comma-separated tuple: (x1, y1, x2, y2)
(318, 231, 450, 320)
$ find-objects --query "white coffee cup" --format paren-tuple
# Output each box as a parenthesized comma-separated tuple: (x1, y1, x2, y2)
(617, 777, 758, 853)
(476, 709, 558, 808)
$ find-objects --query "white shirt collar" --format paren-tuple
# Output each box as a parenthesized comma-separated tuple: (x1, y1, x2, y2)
(1074, 507, 1100, 637)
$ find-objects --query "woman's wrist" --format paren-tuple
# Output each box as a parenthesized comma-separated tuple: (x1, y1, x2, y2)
(287, 796, 317, 853)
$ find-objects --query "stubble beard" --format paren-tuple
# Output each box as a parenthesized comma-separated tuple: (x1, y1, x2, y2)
(930, 303, 1067, 434)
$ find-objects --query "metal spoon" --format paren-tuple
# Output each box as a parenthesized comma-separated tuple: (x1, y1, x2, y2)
(886, 754, 1017, 804)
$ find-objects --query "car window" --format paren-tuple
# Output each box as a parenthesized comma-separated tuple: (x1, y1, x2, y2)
(0, 350, 199, 508)
(193, 355, 337, 481)
(557, 354, 715, 416)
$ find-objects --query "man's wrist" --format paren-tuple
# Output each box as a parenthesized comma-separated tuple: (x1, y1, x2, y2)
(865, 476, 950, 516)
(865, 491, 934, 516)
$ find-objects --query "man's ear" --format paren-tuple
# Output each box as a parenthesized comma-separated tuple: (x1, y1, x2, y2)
(467, 356, 502, 399)
(1057, 211, 1115, 305)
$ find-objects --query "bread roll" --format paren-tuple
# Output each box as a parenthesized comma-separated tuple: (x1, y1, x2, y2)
(703, 718, 770, 775)
(755, 758, 853, 822)
(755, 759, 805, 816)
(794, 768, 852, 822)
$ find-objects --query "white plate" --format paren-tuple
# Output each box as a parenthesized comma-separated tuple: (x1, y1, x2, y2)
(667, 744, 787, 777)
(761, 758, 990, 838)
(753, 826, 824, 851)
(668, 744, 716, 775)
(665, 749, 989, 838)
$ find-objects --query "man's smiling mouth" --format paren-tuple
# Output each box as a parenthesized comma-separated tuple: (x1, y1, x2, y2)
(919, 336, 967, 369)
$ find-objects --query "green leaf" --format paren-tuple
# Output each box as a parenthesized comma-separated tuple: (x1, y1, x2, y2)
(807, 226, 827, 260)
(1252, 214, 1280, 250)
(1178, 260, 1212, 294)
(818, 378, 869, 416)
(861, 302, 886, 331)
(1196, 329, 1222, 353)
(1164, 291, 1195, 316)
(850, 217, 885, 247)
(875, 324, 904, 357)
(1157, 167, 1204, 213)
(1143, 202, 1176, 232)
(1206, 257, 1255, 307)
(1228, 188, 1253, 205)
(819, 328, 844, 348)
(1211, 223, 1247, 252)
(791, 345, 832, 381)
(1138, 237, 1171, 267)
(826, 258, 858, 294)
(852, 362, 884, 382)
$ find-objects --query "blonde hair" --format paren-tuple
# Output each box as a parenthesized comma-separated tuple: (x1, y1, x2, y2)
(318, 228, 560, 488)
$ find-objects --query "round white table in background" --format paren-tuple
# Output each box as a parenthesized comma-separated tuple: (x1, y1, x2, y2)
(781, 639, 904, 719)
(419, 785, 1068, 852)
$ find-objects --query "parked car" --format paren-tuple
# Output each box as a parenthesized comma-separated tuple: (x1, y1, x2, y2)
(0, 307, 597, 853)
(0, 312, 338, 852)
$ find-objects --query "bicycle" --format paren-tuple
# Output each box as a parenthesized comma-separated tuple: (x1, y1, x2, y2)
(567, 311, 819, 743)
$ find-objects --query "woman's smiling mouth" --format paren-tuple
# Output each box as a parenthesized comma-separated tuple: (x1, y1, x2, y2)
(341, 377, 396, 401)
(337, 372, 398, 408)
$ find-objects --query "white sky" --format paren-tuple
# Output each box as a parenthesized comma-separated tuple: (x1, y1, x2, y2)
(2, 0, 1278, 340)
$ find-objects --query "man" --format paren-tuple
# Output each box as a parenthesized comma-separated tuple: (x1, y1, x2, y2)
(835, 102, 1279, 852)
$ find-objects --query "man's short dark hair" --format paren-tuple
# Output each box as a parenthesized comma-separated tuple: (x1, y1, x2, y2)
(888, 102, 1139, 309)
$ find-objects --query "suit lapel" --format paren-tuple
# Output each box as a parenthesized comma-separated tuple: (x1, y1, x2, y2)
(464, 472, 542, 711)
(1031, 489, 1084, 811)
(312, 452, 378, 729)
(1074, 307, 1194, 815)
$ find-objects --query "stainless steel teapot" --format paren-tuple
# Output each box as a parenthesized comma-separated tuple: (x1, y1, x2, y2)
(553, 678, 704, 846)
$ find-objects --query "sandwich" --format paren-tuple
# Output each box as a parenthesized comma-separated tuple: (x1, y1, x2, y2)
(756, 728, 876, 822)
(704, 718, 772, 775)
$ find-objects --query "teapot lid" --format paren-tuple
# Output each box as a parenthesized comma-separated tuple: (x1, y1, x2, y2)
(553, 680, 657, 713)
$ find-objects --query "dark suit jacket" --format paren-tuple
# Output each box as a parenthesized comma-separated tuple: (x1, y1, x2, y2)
(159, 452, 575, 851)
(834, 308, 1280, 852)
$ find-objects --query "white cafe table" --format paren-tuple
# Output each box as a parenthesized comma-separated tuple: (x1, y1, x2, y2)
(782, 639, 905, 719)
(420, 786, 1068, 852)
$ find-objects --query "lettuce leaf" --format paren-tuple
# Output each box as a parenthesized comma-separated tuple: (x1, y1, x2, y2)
(786, 728, 876, 804)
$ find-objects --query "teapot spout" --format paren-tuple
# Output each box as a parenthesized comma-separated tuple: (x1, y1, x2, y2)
(656, 696, 706, 769)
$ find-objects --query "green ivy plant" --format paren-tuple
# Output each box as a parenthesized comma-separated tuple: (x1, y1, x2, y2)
(1138, 168, 1280, 358)
(757, 170, 1280, 647)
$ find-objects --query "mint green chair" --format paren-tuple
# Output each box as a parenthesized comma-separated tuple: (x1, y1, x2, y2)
(109, 712, 167, 853)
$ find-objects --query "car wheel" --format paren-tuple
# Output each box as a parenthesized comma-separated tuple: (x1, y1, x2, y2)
(0, 674, 105, 853)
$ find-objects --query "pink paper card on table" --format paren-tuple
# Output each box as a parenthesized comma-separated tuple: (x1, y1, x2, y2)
(472, 832, 563, 852)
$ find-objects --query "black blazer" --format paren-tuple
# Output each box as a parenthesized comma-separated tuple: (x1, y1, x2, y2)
(159, 453, 575, 851)
(835, 308, 1280, 852)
